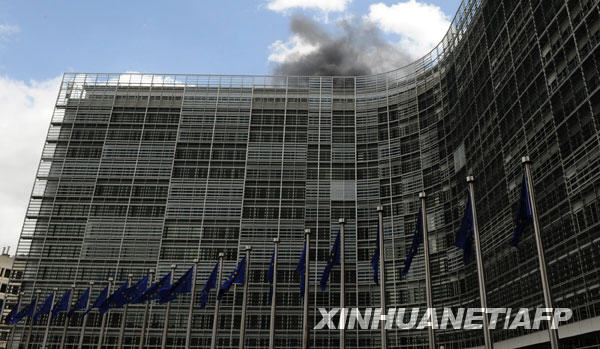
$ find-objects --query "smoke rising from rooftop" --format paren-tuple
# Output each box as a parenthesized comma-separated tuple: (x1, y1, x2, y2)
(271, 15, 412, 76)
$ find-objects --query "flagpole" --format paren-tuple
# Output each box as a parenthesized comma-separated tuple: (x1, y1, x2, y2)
(467, 176, 493, 349)
(239, 246, 252, 349)
(377, 206, 387, 349)
(97, 277, 113, 349)
(269, 237, 280, 349)
(77, 281, 93, 349)
(138, 269, 154, 349)
(211, 252, 225, 349)
(59, 285, 75, 349)
(161, 264, 176, 349)
(522, 156, 560, 348)
(420, 192, 436, 348)
(24, 290, 40, 349)
(185, 259, 199, 349)
(41, 288, 56, 348)
(117, 274, 132, 349)
(338, 218, 345, 349)
(7, 291, 22, 349)
(302, 229, 310, 349)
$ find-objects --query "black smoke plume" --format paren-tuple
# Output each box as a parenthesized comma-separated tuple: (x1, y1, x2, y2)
(272, 15, 412, 76)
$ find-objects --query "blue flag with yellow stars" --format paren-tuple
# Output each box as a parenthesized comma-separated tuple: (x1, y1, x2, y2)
(159, 266, 194, 304)
(199, 261, 219, 309)
(267, 249, 275, 305)
(511, 174, 533, 247)
(319, 229, 341, 291)
(5, 299, 19, 324)
(102, 280, 129, 314)
(371, 220, 381, 285)
(217, 256, 246, 300)
(455, 192, 474, 264)
(51, 289, 71, 319)
(33, 293, 54, 323)
(67, 287, 89, 317)
(84, 285, 108, 316)
(134, 272, 171, 304)
(124, 275, 149, 304)
(12, 298, 35, 324)
(296, 244, 307, 297)
(402, 208, 424, 276)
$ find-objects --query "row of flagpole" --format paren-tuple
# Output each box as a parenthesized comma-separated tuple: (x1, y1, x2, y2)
(3, 252, 248, 348)
(5, 222, 361, 349)
(2, 156, 560, 349)
(404, 157, 559, 348)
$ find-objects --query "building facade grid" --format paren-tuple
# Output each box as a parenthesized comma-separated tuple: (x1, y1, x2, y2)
(6, 0, 600, 347)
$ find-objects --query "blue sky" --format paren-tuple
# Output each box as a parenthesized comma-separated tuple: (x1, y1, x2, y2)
(1, 0, 461, 80)
(0, 0, 462, 250)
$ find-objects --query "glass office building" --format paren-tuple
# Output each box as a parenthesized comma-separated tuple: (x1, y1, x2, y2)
(10, 0, 600, 347)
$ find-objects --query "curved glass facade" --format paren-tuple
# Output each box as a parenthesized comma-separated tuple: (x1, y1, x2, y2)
(10, 0, 600, 347)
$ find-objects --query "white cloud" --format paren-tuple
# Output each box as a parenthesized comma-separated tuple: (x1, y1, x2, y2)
(0, 76, 61, 253)
(267, 0, 351, 13)
(268, 35, 319, 63)
(366, 0, 450, 58)
(0, 23, 19, 40)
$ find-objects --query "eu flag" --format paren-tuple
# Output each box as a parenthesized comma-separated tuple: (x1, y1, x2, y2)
(159, 266, 195, 304)
(296, 244, 307, 298)
(319, 230, 341, 291)
(103, 280, 129, 313)
(267, 249, 275, 305)
(125, 275, 149, 304)
(5, 299, 19, 324)
(217, 256, 246, 300)
(199, 261, 219, 309)
(455, 192, 474, 264)
(84, 285, 108, 316)
(510, 174, 533, 247)
(83, 286, 108, 315)
(134, 272, 171, 304)
(67, 287, 90, 317)
(371, 220, 381, 285)
(402, 208, 424, 276)
(12, 299, 35, 324)
(52, 289, 71, 319)
(34, 293, 54, 323)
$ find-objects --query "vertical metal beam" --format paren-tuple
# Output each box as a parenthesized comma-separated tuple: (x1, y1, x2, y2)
(97, 278, 113, 349)
(377, 206, 387, 349)
(211, 253, 225, 349)
(77, 282, 93, 349)
(467, 176, 493, 349)
(238, 246, 252, 349)
(41, 288, 56, 348)
(338, 218, 345, 349)
(24, 290, 40, 349)
(302, 229, 310, 349)
(522, 156, 560, 348)
(138, 269, 154, 349)
(185, 259, 199, 349)
(420, 192, 436, 348)
(161, 265, 176, 349)
(117, 274, 132, 349)
(59, 285, 75, 349)
(7, 291, 23, 349)
(269, 237, 280, 349)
